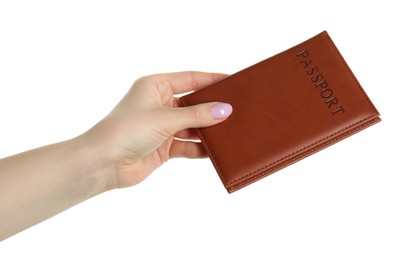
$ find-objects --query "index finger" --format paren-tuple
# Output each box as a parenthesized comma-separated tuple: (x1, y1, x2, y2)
(151, 71, 228, 94)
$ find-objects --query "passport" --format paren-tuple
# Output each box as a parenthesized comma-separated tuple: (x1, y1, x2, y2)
(181, 31, 381, 193)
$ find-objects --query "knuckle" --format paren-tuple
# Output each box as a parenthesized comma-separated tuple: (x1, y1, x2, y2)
(133, 75, 150, 86)
(188, 106, 207, 122)
(188, 71, 200, 91)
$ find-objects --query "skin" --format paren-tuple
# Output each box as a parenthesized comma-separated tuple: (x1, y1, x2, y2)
(0, 71, 232, 241)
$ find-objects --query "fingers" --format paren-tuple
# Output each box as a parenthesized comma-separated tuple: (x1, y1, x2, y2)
(151, 71, 227, 94)
(169, 140, 208, 159)
(174, 128, 200, 140)
(164, 102, 233, 135)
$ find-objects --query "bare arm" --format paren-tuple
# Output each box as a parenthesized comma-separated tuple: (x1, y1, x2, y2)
(0, 72, 232, 240)
(0, 136, 111, 240)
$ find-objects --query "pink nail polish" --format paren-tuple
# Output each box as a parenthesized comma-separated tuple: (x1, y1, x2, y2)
(211, 103, 233, 119)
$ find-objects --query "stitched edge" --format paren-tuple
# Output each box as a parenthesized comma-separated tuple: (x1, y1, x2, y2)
(227, 114, 376, 185)
(180, 97, 227, 184)
(227, 117, 380, 192)
(227, 118, 379, 192)
(195, 127, 227, 184)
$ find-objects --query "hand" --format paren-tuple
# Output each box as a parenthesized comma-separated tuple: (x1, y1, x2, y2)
(0, 71, 232, 240)
(85, 71, 233, 189)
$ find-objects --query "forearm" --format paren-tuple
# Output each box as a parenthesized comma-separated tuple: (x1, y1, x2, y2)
(0, 72, 231, 241)
(0, 135, 114, 240)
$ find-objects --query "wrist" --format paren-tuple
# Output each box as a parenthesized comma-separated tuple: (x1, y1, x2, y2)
(71, 131, 118, 194)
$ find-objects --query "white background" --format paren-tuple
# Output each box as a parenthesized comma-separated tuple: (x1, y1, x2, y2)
(0, 0, 410, 259)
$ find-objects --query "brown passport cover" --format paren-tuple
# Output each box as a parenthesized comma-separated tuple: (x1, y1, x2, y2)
(180, 31, 381, 193)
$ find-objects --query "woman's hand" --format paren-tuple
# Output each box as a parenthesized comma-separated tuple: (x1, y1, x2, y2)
(0, 71, 232, 240)
(85, 71, 232, 188)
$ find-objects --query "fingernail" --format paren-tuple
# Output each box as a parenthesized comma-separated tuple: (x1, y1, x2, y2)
(211, 103, 233, 119)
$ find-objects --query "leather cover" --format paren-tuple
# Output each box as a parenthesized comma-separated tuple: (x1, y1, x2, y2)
(180, 31, 381, 193)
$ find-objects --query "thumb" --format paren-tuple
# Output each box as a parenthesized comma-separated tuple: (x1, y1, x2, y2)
(166, 102, 233, 134)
